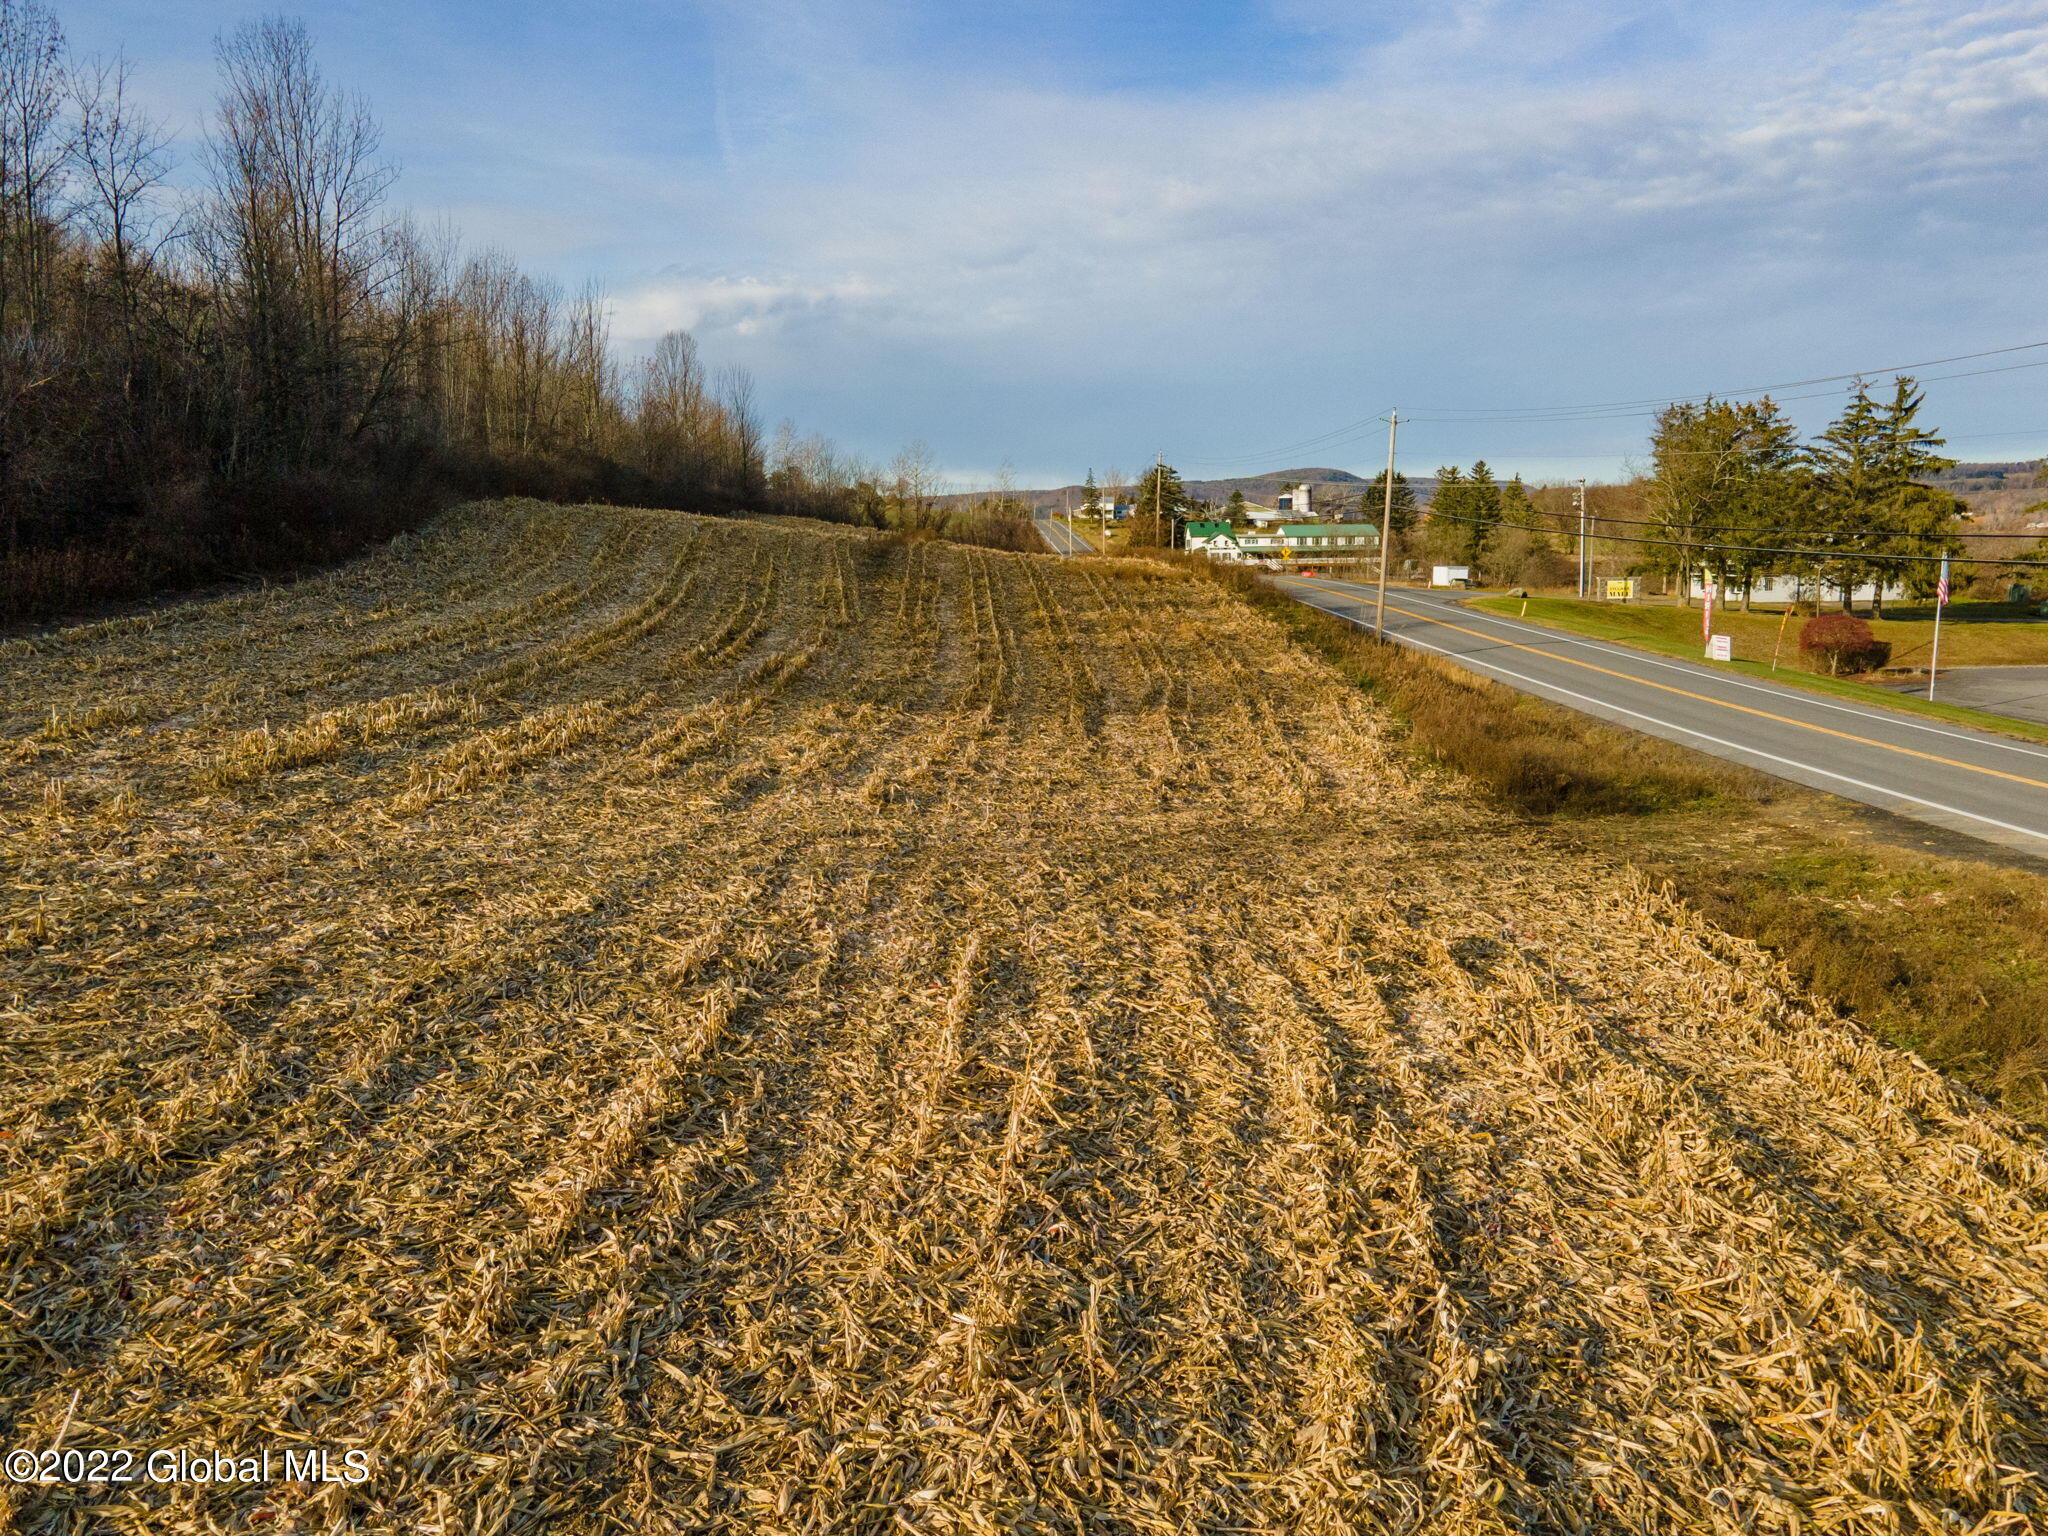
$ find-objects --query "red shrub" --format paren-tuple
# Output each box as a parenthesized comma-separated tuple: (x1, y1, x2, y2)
(1798, 611, 1892, 675)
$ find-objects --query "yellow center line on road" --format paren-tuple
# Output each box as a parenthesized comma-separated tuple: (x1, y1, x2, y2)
(1282, 576, 2048, 795)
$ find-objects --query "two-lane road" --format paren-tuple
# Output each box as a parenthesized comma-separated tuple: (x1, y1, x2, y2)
(1274, 573, 2048, 855)
(1034, 513, 1096, 554)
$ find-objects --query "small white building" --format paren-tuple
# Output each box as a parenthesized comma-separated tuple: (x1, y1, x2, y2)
(1690, 574, 1905, 604)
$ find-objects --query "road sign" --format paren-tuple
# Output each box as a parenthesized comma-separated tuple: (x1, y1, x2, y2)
(1706, 634, 1732, 661)
(1604, 579, 1634, 601)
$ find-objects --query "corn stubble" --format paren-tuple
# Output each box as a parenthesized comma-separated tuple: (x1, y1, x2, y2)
(3, 501, 2046, 1533)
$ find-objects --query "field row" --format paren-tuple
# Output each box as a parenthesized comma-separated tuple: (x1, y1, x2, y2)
(1, 504, 2043, 1533)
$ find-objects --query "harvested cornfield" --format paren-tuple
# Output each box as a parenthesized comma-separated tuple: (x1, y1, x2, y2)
(3, 500, 2046, 1534)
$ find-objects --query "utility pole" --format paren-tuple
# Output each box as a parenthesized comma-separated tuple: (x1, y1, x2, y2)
(1373, 411, 1399, 638)
(1063, 488, 1075, 555)
(1154, 452, 1167, 549)
(1575, 478, 1589, 598)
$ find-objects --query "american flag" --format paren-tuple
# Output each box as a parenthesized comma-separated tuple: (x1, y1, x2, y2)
(1937, 559, 1950, 607)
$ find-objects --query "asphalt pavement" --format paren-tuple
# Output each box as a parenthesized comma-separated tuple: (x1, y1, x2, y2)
(1875, 665, 2048, 728)
(1033, 513, 1096, 554)
(1272, 573, 2048, 856)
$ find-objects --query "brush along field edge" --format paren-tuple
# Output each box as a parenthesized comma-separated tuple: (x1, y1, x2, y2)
(3, 501, 2046, 1534)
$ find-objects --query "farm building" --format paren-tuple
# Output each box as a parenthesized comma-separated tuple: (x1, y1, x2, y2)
(1235, 523, 1381, 560)
(1183, 520, 1240, 556)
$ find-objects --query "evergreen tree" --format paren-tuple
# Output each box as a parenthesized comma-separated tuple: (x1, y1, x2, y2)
(1226, 488, 1249, 524)
(1498, 476, 1548, 573)
(1128, 460, 1189, 548)
(1807, 377, 1956, 614)
(1726, 398, 1806, 608)
(1461, 461, 1501, 567)
(1081, 468, 1101, 514)
(1871, 378, 1960, 613)
(1425, 466, 1467, 564)
(1360, 469, 1418, 535)
(1652, 397, 1805, 607)
(1499, 474, 1533, 526)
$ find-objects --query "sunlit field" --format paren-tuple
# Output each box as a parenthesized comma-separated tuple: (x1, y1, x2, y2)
(5, 503, 2046, 1533)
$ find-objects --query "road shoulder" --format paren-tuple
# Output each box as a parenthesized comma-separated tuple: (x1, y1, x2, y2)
(1466, 592, 2048, 748)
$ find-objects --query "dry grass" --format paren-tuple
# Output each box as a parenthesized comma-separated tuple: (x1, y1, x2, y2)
(1165, 552, 1765, 816)
(4, 502, 2047, 1533)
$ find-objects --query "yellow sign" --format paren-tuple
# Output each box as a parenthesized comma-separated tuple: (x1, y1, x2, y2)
(1605, 579, 1635, 601)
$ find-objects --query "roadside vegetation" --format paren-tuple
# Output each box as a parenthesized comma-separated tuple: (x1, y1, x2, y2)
(1468, 593, 2048, 743)
(1169, 555, 2048, 1119)
(10, 503, 2048, 1529)
(1397, 385, 2048, 609)
(0, 3, 1023, 627)
(1472, 592, 2048, 669)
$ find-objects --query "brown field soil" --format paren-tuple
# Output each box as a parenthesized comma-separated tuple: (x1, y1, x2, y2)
(4, 501, 2048, 1534)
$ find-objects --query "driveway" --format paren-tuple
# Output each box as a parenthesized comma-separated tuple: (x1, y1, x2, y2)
(1875, 665, 2048, 726)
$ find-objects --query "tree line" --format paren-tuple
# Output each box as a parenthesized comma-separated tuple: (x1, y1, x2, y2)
(1, 3, 775, 623)
(1641, 379, 1958, 614)
(1418, 379, 1971, 611)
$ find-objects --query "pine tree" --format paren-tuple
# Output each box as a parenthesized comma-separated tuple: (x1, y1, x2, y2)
(1808, 377, 1955, 614)
(1128, 460, 1189, 548)
(1499, 474, 1533, 525)
(1461, 461, 1501, 567)
(1871, 378, 1959, 614)
(1081, 468, 1101, 514)
(1426, 466, 1467, 564)
(1360, 470, 1418, 535)
(1226, 488, 1249, 524)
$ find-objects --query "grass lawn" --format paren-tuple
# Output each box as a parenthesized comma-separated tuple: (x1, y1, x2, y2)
(1469, 594, 2048, 745)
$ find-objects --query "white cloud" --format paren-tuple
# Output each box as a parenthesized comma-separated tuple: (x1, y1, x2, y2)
(590, 0, 2048, 471)
(609, 274, 885, 345)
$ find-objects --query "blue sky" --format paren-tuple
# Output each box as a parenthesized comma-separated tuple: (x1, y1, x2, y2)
(68, 0, 2048, 487)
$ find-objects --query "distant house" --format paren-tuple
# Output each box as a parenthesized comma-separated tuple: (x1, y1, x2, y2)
(1079, 497, 1136, 521)
(1688, 573, 1904, 604)
(1184, 521, 1255, 560)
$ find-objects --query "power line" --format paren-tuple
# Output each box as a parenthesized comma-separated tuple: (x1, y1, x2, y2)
(1404, 340, 2048, 419)
(1402, 358, 2048, 424)
(1179, 341, 2048, 469)
(1496, 503, 2048, 544)
(1179, 411, 1392, 468)
(1419, 507, 2048, 570)
(1384, 426, 2048, 460)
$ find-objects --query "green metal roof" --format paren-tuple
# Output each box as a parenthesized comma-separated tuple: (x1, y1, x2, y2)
(1184, 521, 1232, 538)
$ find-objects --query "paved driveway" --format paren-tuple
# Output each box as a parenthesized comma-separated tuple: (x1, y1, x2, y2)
(1876, 666, 2048, 727)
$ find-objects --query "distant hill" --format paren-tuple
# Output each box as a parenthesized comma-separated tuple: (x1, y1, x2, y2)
(1940, 461, 2044, 531)
(973, 459, 2042, 525)
(959, 466, 1437, 516)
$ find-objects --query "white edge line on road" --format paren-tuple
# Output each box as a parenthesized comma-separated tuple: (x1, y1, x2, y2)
(1342, 582, 2048, 766)
(1288, 594, 2048, 850)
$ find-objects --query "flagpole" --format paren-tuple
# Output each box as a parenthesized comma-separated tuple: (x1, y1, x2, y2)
(1927, 557, 1949, 702)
